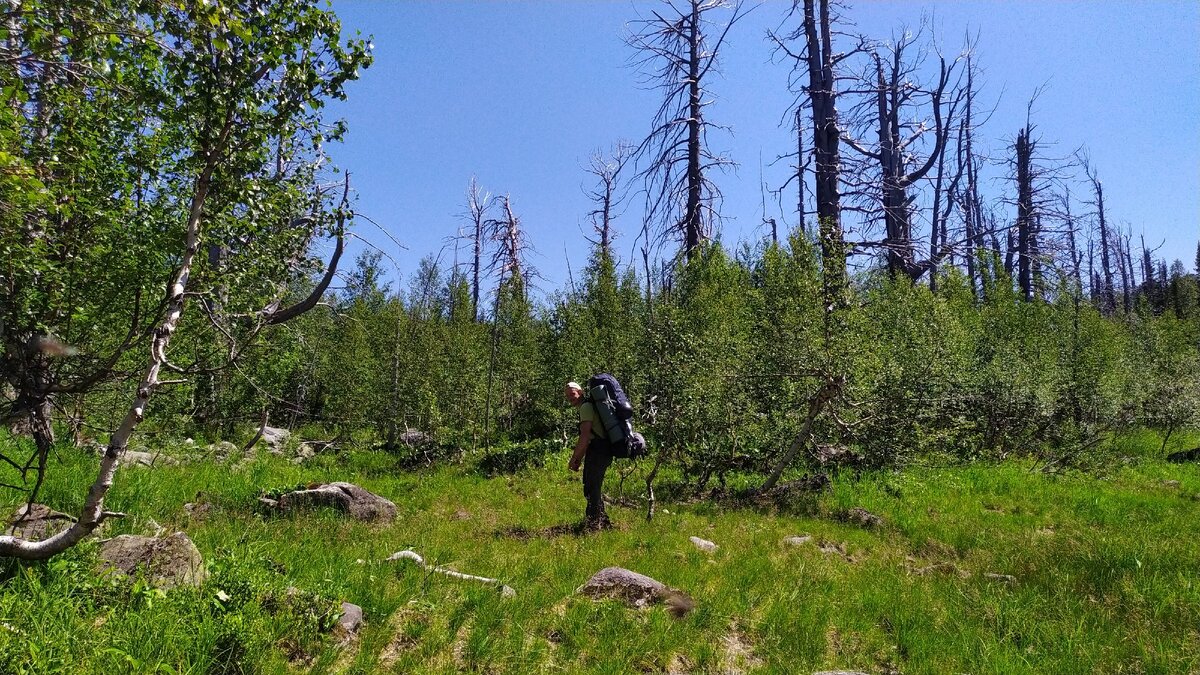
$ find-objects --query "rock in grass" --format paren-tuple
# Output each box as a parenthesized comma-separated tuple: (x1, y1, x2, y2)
(813, 671, 870, 675)
(398, 428, 435, 449)
(124, 450, 178, 467)
(984, 572, 1017, 585)
(577, 567, 694, 617)
(183, 502, 212, 518)
(276, 482, 396, 522)
(839, 507, 884, 529)
(1167, 447, 1200, 463)
(97, 532, 206, 588)
(783, 535, 813, 546)
(5, 503, 74, 541)
(292, 443, 316, 464)
(334, 602, 363, 644)
(578, 567, 668, 608)
(689, 536, 718, 552)
(261, 426, 291, 450)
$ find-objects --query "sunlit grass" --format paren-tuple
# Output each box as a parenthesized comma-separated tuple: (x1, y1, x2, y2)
(0, 429, 1197, 673)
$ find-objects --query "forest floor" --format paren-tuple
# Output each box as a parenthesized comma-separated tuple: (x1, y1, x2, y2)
(0, 429, 1197, 674)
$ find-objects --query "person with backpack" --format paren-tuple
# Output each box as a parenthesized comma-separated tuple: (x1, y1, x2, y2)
(565, 380, 614, 530)
(565, 375, 646, 530)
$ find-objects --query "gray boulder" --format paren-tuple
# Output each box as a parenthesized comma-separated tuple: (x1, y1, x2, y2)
(577, 567, 669, 609)
(5, 503, 74, 541)
(398, 429, 435, 448)
(783, 535, 813, 547)
(260, 426, 291, 450)
(97, 532, 206, 588)
(277, 482, 396, 522)
(689, 536, 718, 552)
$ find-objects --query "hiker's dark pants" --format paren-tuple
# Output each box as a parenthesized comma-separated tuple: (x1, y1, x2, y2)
(582, 439, 613, 524)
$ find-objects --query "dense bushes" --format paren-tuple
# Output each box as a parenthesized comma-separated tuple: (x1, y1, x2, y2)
(66, 235, 1200, 484)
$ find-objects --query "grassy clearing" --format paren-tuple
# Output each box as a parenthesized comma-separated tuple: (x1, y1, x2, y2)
(0, 430, 1197, 674)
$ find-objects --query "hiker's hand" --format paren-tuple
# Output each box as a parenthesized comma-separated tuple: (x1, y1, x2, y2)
(568, 458, 581, 472)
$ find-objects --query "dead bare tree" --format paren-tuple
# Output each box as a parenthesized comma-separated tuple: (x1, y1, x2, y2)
(839, 23, 964, 281)
(483, 195, 534, 447)
(1015, 125, 1036, 300)
(1083, 159, 1116, 314)
(583, 140, 635, 258)
(756, 0, 858, 494)
(957, 45, 990, 298)
(995, 94, 1079, 303)
(459, 177, 494, 322)
(627, 0, 750, 260)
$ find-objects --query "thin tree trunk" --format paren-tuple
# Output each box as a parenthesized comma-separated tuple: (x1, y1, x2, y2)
(0, 157, 217, 559)
(1094, 177, 1115, 314)
(684, 0, 703, 259)
(1015, 127, 1034, 301)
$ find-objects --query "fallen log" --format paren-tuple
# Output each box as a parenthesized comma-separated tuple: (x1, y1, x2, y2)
(387, 549, 515, 597)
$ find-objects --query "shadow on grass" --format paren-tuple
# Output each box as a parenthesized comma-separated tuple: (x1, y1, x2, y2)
(494, 520, 618, 539)
(642, 473, 831, 517)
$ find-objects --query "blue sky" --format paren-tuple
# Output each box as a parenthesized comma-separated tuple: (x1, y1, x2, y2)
(325, 0, 1199, 297)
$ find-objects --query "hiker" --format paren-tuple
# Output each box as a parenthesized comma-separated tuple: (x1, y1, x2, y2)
(565, 381, 613, 529)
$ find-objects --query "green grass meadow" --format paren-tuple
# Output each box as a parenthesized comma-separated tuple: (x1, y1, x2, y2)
(0, 430, 1197, 674)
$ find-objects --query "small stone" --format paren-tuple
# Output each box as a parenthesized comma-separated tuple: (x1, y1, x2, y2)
(840, 507, 884, 529)
(339, 602, 363, 632)
(784, 535, 813, 546)
(398, 429, 436, 448)
(984, 573, 1017, 584)
(144, 518, 165, 537)
(500, 585, 517, 598)
(1162, 480, 1181, 488)
(334, 602, 363, 644)
(689, 536, 718, 552)
(183, 438, 195, 446)
(183, 502, 212, 518)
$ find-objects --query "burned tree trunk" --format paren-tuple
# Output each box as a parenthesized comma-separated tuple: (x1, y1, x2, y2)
(465, 178, 492, 322)
(803, 0, 848, 315)
(684, 0, 704, 257)
(585, 141, 634, 258)
(1088, 167, 1116, 315)
(1015, 126, 1035, 301)
(628, 0, 746, 260)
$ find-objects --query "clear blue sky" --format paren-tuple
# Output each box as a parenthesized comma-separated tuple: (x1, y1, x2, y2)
(325, 0, 1199, 297)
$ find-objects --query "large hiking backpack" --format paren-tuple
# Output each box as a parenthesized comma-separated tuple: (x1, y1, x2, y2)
(586, 373, 645, 459)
